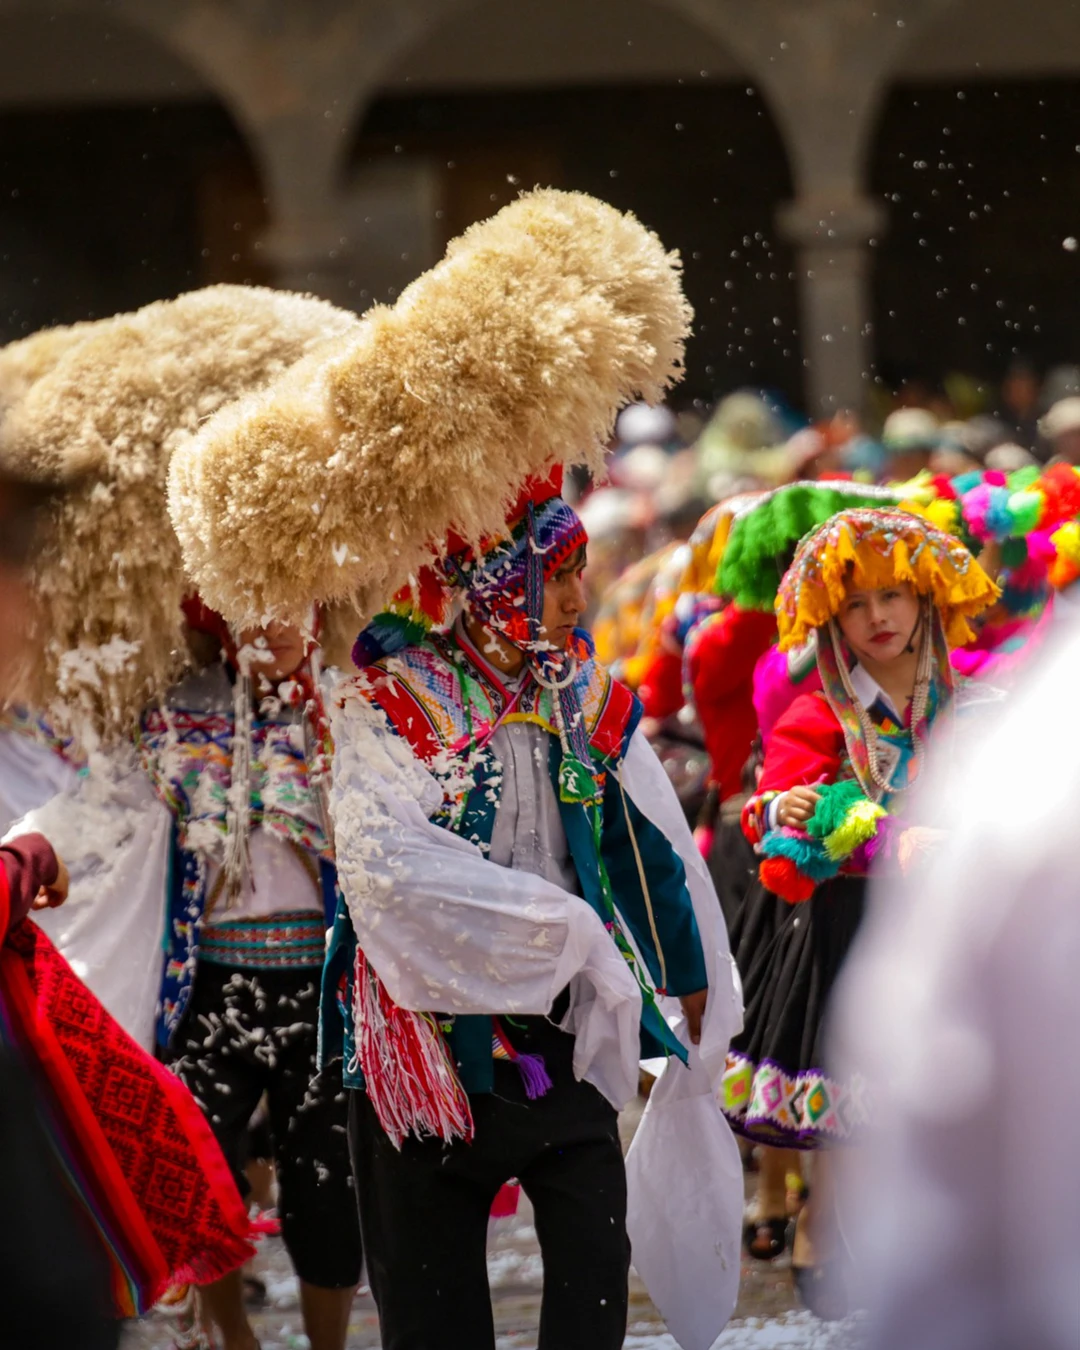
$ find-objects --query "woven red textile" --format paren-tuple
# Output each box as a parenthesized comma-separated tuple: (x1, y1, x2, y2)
(0, 916, 254, 1315)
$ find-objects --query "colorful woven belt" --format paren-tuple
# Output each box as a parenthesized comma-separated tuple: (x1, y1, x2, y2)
(199, 911, 326, 971)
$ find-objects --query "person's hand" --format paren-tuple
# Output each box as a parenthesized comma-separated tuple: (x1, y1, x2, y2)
(678, 989, 708, 1045)
(776, 786, 822, 828)
(32, 854, 69, 910)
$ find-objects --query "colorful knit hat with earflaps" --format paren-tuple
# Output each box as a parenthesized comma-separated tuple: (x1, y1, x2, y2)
(352, 466, 586, 668)
(775, 507, 999, 653)
(355, 465, 602, 813)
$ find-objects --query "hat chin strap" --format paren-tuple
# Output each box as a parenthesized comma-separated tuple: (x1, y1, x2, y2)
(902, 612, 922, 655)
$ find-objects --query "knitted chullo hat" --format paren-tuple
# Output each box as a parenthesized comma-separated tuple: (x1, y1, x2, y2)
(775, 507, 999, 653)
(352, 466, 586, 669)
(168, 189, 692, 630)
(1, 286, 359, 746)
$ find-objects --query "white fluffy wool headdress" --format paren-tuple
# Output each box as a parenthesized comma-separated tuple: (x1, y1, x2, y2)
(168, 189, 693, 627)
(0, 319, 104, 425)
(1, 285, 359, 746)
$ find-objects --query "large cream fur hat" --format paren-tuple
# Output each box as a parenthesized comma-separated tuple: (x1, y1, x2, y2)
(1, 285, 359, 745)
(169, 189, 693, 627)
(0, 319, 106, 427)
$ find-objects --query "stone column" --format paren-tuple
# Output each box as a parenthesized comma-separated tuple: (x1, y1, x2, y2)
(258, 211, 356, 307)
(777, 195, 887, 418)
(674, 0, 958, 414)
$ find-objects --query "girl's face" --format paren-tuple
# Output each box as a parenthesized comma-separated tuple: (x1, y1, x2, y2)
(836, 582, 921, 666)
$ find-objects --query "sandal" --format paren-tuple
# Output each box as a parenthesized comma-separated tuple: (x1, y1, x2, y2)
(743, 1215, 790, 1261)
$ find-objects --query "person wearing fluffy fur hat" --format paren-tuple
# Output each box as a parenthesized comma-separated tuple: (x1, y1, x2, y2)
(720, 507, 999, 1317)
(321, 467, 738, 1349)
(169, 188, 744, 1350)
(151, 605, 362, 1350)
(0, 286, 366, 1350)
(0, 465, 256, 1347)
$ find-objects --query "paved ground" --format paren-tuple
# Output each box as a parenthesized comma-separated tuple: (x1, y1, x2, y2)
(122, 1101, 864, 1350)
(123, 1215, 863, 1350)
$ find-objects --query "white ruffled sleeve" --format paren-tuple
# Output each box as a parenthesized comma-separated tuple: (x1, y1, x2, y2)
(329, 690, 643, 1108)
(4, 751, 171, 1050)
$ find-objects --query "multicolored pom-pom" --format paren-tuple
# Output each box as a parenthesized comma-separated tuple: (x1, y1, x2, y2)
(759, 857, 816, 904)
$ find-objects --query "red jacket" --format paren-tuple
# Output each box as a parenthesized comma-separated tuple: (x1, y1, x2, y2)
(686, 607, 777, 801)
(741, 692, 846, 845)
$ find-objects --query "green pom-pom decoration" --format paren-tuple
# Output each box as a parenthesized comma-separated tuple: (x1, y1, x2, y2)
(805, 779, 885, 862)
(716, 483, 903, 609)
(823, 798, 886, 861)
(1006, 490, 1043, 538)
(805, 779, 866, 837)
(1006, 465, 1041, 493)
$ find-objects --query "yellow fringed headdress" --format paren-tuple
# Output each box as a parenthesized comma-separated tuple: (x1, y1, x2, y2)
(775, 507, 999, 652)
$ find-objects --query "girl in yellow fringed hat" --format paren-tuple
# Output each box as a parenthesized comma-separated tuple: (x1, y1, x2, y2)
(719, 507, 999, 1317)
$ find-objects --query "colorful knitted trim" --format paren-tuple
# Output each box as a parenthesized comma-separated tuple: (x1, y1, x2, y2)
(198, 912, 327, 971)
(720, 1051, 870, 1149)
(352, 483, 587, 669)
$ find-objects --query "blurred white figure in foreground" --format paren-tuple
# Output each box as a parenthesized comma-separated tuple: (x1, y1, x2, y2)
(833, 617, 1080, 1350)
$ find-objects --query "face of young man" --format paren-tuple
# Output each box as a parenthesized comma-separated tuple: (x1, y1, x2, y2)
(538, 545, 588, 651)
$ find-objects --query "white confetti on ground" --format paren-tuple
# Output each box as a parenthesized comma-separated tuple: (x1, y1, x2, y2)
(494, 1311, 865, 1349)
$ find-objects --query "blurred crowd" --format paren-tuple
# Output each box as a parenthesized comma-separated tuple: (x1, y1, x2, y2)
(574, 359, 1080, 622)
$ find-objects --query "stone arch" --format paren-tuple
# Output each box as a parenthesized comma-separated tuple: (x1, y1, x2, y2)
(0, 2, 270, 337)
(342, 0, 800, 406)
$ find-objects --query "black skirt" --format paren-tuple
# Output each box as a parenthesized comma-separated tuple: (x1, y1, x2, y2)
(720, 874, 870, 1149)
(706, 811, 760, 946)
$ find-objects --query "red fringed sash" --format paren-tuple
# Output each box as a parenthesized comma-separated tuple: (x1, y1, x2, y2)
(0, 913, 254, 1316)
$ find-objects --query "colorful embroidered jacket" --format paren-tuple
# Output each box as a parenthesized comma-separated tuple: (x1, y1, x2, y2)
(320, 627, 708, 1095)
(138, 665, 338, 1048)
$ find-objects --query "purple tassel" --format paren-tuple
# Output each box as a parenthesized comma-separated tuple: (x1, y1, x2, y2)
(514, 1052, 553, 1100)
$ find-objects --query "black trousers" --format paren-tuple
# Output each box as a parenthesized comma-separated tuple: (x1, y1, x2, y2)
(348, 1014, 630, 1350)
(169, 962, 362, 1289)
